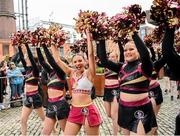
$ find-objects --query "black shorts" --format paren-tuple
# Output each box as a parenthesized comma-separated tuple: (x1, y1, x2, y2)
(103, 88, 119, 102)
(177, 84, 180, 91)
(118, 102, 157, 133)
(23, 93, 43, 109)
(149, 85, 163, 105)
(46, 99, 70, 120)
(175, 113, 180, 135)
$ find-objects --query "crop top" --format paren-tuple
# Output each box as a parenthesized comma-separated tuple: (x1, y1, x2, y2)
(71, 71, 93, 95)
(119, 61, 150, 94)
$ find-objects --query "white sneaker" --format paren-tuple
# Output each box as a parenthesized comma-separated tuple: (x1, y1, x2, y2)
(5, 104, 11, 109)
(20, 93, 25, 98)
(0, 104, 5, 110)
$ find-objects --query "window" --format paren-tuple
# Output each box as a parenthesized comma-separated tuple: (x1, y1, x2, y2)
(2, 44, 9, 56)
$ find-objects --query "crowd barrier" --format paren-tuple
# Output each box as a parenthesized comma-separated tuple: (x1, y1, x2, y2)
(0, 76, 24, 108)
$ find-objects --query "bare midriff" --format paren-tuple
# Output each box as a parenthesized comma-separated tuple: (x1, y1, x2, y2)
(120, 92, 148, 102)
(71, 93, 92, 106)
(105, 79, 119, 86)
(25, 84, 38, 93)
(48, 88, 64, 98)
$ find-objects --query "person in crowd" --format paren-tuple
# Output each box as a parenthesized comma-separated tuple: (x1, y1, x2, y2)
(164, 64, 177, 101)
(0, 61, 8, 95)
(175, 112, 180, 135)
(161, 27, 180, 135)
(177, 81, 180, 99)
(36, 46, 70, 135)
(162, 27, 180, 79)
(163, 66, 171, 94)
(103, 52, 120, 135)
(97, 29, 156, 135)
(7, 62, 24, 100)
(97, 41, 124, 136)
(0, 69, 5, 110)
(146, 45, 166, 135)
(51, 29, 102, 135)
(18, 44, 45, 135)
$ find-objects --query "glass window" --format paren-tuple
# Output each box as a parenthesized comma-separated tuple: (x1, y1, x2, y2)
(2, 44, 9, 56)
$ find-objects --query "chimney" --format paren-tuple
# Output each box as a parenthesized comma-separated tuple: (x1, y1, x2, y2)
(0, 0, 16, 61)
(0, 0, 16, 39)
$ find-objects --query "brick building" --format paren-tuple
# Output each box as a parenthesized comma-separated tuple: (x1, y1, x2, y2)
(0, 0, 16, 61)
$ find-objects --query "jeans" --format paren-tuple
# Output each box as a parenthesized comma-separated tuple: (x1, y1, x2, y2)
(10, 83, 23, 99)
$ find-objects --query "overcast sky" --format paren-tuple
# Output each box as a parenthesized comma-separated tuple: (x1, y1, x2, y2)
(14, 0, 153, 25)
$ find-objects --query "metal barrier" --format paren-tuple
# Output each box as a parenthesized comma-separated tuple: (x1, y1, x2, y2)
(0, 76, 24, 109)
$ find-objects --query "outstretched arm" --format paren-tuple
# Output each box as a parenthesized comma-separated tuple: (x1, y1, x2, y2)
(118, 41, 125, 63)
(162, 27, 180, 79)
(86, 30, 96, 80)
(97, 40, 122, 73)
(132, 32, 153, 77)
(11, 52, 20, 65)
(149, 47, 156, 62)
(43, 46, 66, 79)
(25, 44, 39, 77)
(18, 46, 27, 69)
(162, 27, 180, 63)
(154, 57, 166, 72)
(50, 45, 72, 76)
(36, 47, 53, 74)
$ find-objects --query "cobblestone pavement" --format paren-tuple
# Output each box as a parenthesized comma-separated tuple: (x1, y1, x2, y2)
(0, 79, 180, 135)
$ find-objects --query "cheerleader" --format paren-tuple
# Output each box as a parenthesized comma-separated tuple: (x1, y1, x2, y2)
(97, 31, 156, 135)
(18, 44, 45, 135)
(36, 46, 70, 135)
(51, 30, 102, 135)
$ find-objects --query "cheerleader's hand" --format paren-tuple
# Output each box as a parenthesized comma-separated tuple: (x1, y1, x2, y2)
(85, 29, 93, 41)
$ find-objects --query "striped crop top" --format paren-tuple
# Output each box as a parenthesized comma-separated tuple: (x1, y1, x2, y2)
(25, 68, 39, 86)
(119, 62, 150, 94)
(47, 71, 65, 91)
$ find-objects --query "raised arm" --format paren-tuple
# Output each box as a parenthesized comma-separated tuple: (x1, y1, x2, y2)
(50, 45, 72, 76)
(41, 70, 49, 85)
(96, 40, 122, 73)
(43, 46, 65, 80)
(162, 27, 180, 63)
(149, 47, 156, 62)
(25, 44, 39, 77)
(86, 30, 96, 79)
(162, 27, 180, 79)
(11, 52, 20, 65)
(132, 32, 153, 77)
(36, 47, 53, 74)
(18, 46, 27, 69)
(118, 41, 125, 63)
(153, 57, 166, 72)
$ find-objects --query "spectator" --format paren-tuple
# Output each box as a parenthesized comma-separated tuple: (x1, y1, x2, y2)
(7, 62, 24, 100)
(177, 81, 180, 99)
(0, 61, 8, 95)
(0, 71, 5, 110)
(164, 65, 177, 101)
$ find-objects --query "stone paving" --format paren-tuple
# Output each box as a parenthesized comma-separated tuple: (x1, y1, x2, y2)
(0, 79, 180, 135)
